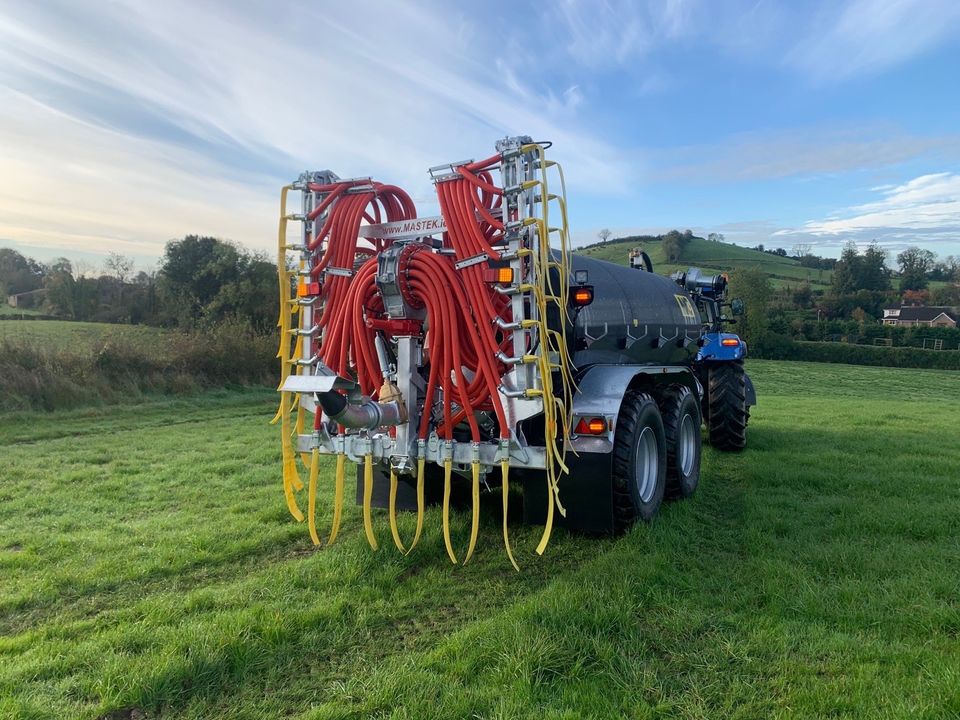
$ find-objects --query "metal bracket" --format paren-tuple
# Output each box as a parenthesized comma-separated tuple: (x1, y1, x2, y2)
(325, 266, 354, 278)
(454, 253, 489, 270)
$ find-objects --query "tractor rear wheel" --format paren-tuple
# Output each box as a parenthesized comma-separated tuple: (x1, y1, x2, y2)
(660, 385, 702, 499)
(707, 360, 747, 451)
(612, 391, 666, 531)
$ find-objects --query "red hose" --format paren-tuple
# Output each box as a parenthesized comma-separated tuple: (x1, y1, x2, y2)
(305, 168, 516, 445)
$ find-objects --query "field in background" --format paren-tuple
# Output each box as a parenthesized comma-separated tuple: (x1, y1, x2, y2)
(2, 361, 958, 719)
(0, 305, 44, 317)
(577, 236, 832, 289)
(578, 236, 952, 293)
(0, 320, 166, 353)
(0, 320, 273, 411)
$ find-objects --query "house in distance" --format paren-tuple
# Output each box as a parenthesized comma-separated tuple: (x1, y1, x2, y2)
(882, 306, 958, 328)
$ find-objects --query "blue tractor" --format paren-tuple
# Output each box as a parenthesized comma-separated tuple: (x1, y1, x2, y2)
(669, 267, 756, 451)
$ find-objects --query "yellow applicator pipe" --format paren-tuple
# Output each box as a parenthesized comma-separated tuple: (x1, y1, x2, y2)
(388, 470, 407, 553)
(276, 183, 305, 515)
(462, 461, 481, 565)
(362, 454, 379, 550)
(406, 456, 426, 555)
(296, 401, 311, 468)
(307, 448, 321, 545)
(390, 448, 427, 554)
(535, 477, 555, 556)
(442, 458, 458, 564)
(327, 454, 346, 545)
(501, 460, 519, 571)
(280, 390, 304, 521)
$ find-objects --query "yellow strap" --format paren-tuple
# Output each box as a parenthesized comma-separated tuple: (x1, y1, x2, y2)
(307, 448, 321, 545)
(501, 460, 519, 571)
(441, 459, 458, 564)
(388, 470, 407, 553)
(328, 454, 345, 544)
(362, 454, 379, 550)
(462, 462, 481, 565)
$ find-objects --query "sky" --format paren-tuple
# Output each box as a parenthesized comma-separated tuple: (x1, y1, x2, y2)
(1, 0, 960, 271)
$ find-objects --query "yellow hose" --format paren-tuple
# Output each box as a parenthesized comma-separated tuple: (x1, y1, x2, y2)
(297, 402, 311, 468)
(406, 456, 426, 555)
(501, 460, 519, 571)
(388, 470, 407, 553)
(441, 458, 458, 564)
(535, 471, 555, 556)
(307, 448, 321, 545)
(328, 454, 346, 545)
(276, 184, 304, 520)
(462, 462, 481, 565)
(362, 454, 378, 550)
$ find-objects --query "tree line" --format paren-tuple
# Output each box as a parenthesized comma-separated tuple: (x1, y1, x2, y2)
(0, 236, 278, 330)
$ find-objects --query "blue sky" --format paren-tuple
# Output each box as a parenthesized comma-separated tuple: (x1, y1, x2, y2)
(1, 0, 959, 269)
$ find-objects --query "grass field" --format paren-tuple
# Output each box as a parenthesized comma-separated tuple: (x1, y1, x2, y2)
(2, 361, 959, 719)
(0, 320, 166, 353)
(0, 305, 44, 317)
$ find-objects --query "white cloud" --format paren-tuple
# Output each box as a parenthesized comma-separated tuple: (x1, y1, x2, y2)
(786, 0, 960, 82)
(0, 0, 632, 259)
(546, 0, 697, 69)
(772, 173, 960, 257)
(793, 173, 960, 236)
(656, 127, 960, 182)
(0, 88, 279, 262)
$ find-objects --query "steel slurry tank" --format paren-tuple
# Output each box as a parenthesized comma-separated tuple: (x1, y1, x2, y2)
(567, 254, 702, 367)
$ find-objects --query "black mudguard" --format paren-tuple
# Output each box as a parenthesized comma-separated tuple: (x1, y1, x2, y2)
(520, 450, 615, 534)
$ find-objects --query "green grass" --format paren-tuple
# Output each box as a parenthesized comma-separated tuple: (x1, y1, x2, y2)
(2, 362, 959, 719)
(0, 305, 44, 317)
(0, 320, 166, 353)
(578, 237, 833, 288)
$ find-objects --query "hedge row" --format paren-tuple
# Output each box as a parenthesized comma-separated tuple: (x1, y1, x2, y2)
(757, 335, 960, 370)
(770, 316, 960, 349)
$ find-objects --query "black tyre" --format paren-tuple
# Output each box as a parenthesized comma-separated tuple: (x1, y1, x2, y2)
(612, 391, 667, 531)
(707, 360, 747, 451)
(660, 385, 702, 499)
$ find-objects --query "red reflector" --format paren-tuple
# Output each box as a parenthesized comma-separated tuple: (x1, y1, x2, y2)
(571, 285, 594, 307)
(574, 417, 607, 435)
(721, 338, 740, 346)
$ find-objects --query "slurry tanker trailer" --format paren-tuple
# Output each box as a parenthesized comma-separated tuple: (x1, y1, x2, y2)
(274, 136, 755, 568)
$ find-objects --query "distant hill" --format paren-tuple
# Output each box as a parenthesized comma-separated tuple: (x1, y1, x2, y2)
(576, 235, 833, 289)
